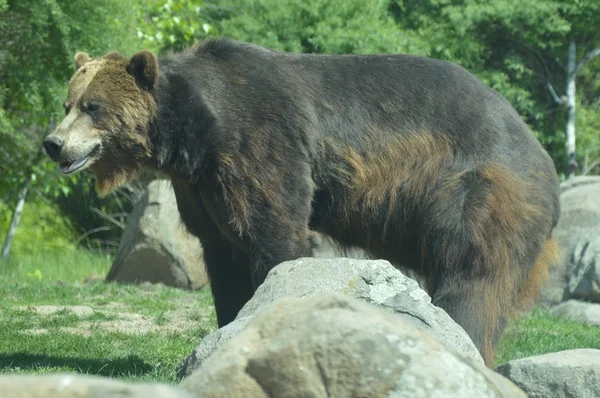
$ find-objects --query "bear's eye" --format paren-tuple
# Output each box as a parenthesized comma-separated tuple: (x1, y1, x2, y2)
(63, 103, 71, 115)
(85, 102, 101, 113)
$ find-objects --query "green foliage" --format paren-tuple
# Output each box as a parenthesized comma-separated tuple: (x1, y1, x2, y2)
(392, 0, 600, 176)
(136, 0, 211, 54)
(2, 0, 600, 258)
(0, 199, 76, 257)
(0, 0, 147, 253)
(210, 0, 429, 55)
(575, 101, 600, 173)
(0, 0, 143, 200)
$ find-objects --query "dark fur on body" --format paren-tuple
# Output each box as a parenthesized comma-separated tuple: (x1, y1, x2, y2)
(46, 39, 561, 366)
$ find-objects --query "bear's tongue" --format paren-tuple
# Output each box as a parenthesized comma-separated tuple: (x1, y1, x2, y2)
(60, 155, 90, 175)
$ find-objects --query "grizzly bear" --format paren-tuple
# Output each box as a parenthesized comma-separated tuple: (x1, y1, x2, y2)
(43, 38, 560, 366)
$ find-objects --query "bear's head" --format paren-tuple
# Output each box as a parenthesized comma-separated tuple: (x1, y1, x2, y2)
(44, 50, 159, 197)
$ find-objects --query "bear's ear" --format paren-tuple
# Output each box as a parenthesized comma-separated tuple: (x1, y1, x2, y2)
(126, 50, 158, 91)
(74, 52, 91, 70)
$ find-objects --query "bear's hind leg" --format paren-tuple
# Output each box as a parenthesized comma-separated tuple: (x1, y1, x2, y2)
(419, 164, 556, 366)
(430, 236, 557, 366)
(429, 271, 515, 365)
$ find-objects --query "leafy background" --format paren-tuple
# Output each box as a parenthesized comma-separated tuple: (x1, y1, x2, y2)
(1, 0, 599, 260)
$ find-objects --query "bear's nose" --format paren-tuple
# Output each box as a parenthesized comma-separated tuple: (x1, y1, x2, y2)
(43, 136, 64, 161)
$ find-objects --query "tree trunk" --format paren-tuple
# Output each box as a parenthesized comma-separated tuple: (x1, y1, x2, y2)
(1, 144, 47, 262)
(1, 174, 32, 261)
(566, 39, 577, 179)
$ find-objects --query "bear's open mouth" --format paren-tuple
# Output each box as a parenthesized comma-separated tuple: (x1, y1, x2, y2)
(60, 155, 90, 175)
(59, 145, 100, 175)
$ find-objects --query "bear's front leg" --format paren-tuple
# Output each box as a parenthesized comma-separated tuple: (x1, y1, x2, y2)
(216, 154, 316, 292)
(171, 178, 255, 328)
(245, 224, 315, 290)
(203, 238, 255, 327)
(205, 217, 313, 328)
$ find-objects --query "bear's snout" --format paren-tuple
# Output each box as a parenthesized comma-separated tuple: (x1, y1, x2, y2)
(43, 135, 64, 161)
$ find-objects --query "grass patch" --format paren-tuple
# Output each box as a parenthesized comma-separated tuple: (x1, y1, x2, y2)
(496, 307, 600, 366)
(0, 329, 210, 382)
(0, 248, 112, 284)
(3, 309, 81, 331)
(2, 246, 599, 382)
(0, 247, 216, 383)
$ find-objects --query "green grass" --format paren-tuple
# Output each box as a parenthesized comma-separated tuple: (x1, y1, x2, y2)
(0, 247, 112, 284)
(0, 248, 217, 383)
(2, 247, 600, 383)
(496, 307, 600, 366)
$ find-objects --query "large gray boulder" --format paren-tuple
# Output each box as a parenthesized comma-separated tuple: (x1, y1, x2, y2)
(496, 349, 600, 398)
(540, 176, 600, 304)
(549, 299, 600, 327)
(106, 180, 208, 290)
(178, 257, 483, 378)
(0, 374, 194, 398)
(181, 294, 525, 398)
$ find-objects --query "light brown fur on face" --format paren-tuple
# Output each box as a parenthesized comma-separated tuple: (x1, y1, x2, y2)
(46, 51, 157, 197)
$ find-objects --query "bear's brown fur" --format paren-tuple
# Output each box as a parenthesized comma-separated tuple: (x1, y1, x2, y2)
(44, 38, 561, 366)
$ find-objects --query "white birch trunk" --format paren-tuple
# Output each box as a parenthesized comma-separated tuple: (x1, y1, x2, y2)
(566, 40, 577, 179)
(1, 175, 32, 261)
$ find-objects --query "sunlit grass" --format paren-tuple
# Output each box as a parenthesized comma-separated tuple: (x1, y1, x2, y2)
(0, 247, 112, 284)
(2, 247, 598, 381)
(496, 307, 600, 366)
(0, 247, 216, 383)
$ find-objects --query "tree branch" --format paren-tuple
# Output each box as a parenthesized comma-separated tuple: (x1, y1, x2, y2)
(583, 161, 599, 176)
(574, 48, 600, 76)
(547, 82, 566, 105)
(89, 207, 126, 230)
(73, 226, 112, 245)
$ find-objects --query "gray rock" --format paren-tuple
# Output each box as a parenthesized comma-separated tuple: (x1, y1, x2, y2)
(549, 299, 600, 326)
(539, 176, 600, 305)
(107, 180, 208, 290)
(496, 349, 600, 398)
(178, 257, 483, 378)
(181, 294, 525, 398)
(559, 176, 600, 195)
(0, 373, 194, 398)
(568, 237, 600, 302)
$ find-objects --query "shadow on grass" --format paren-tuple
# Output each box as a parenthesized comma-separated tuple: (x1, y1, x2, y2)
(0, 353, 153, 377)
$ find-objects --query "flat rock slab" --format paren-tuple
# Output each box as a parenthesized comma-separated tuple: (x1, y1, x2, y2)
(178, 258, 483, 377)
(549, 300, 600, 327)
(181, 294, 524, 398)
(13, 305, 96, 317)
(0, 374, 194, 398)
(496, 349, 600, 398)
